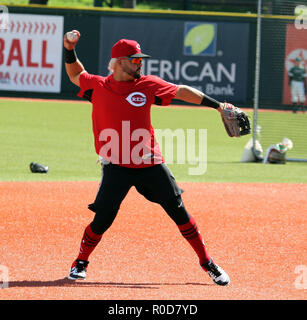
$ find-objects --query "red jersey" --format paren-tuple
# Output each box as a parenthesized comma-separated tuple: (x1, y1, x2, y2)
(78, 72, 178, 168)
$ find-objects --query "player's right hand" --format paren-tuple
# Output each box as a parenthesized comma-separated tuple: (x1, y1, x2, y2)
(63, 30, 80, 50)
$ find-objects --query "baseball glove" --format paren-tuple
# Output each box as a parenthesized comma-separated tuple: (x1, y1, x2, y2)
(29, 162, 49, 173)
(266, 148, 286, 164)
(220, 103, 251, 137)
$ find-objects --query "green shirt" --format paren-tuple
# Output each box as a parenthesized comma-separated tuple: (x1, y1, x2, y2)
(289, 66, 306, 82)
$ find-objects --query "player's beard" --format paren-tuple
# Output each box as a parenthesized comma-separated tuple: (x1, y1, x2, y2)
(133, 69, 141, 79)
(123, 65, 141, 79)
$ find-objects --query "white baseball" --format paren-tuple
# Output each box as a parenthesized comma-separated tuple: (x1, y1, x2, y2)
(67, 32, 77, 42)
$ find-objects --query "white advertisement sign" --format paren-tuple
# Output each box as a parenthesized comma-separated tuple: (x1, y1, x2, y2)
(0, 14, 63, 93)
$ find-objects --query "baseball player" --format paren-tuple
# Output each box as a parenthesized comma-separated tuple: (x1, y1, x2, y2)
(63, 30, 250, 286)
(288, 57, 307, 113)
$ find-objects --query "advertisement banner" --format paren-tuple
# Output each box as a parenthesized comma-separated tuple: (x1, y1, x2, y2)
(0, 14, 63, 93)
(283, 24, 307, 105)
(99, 17, 249, 103)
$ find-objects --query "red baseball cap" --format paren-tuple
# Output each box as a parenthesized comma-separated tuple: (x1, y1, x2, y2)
(111, 39, 150, 58)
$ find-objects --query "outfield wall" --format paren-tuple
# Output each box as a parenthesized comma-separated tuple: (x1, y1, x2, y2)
(0, 5, 299, 109)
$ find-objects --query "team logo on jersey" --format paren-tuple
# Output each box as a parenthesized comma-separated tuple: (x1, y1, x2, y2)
(126, 92, 147, 107)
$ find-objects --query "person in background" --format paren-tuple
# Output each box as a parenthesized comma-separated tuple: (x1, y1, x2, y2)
(288, 57, 306, 113)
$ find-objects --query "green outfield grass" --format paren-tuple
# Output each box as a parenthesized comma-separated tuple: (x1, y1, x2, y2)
(0, 99, 306, 183)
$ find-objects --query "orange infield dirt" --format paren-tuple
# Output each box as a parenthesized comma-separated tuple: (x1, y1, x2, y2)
(0, 181, 306, 300)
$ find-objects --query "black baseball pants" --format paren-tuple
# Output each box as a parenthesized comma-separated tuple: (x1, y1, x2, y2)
(88, 163, 191, 235)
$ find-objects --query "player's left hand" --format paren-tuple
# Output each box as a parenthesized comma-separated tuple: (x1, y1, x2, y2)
(219, 103, 251, 137)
